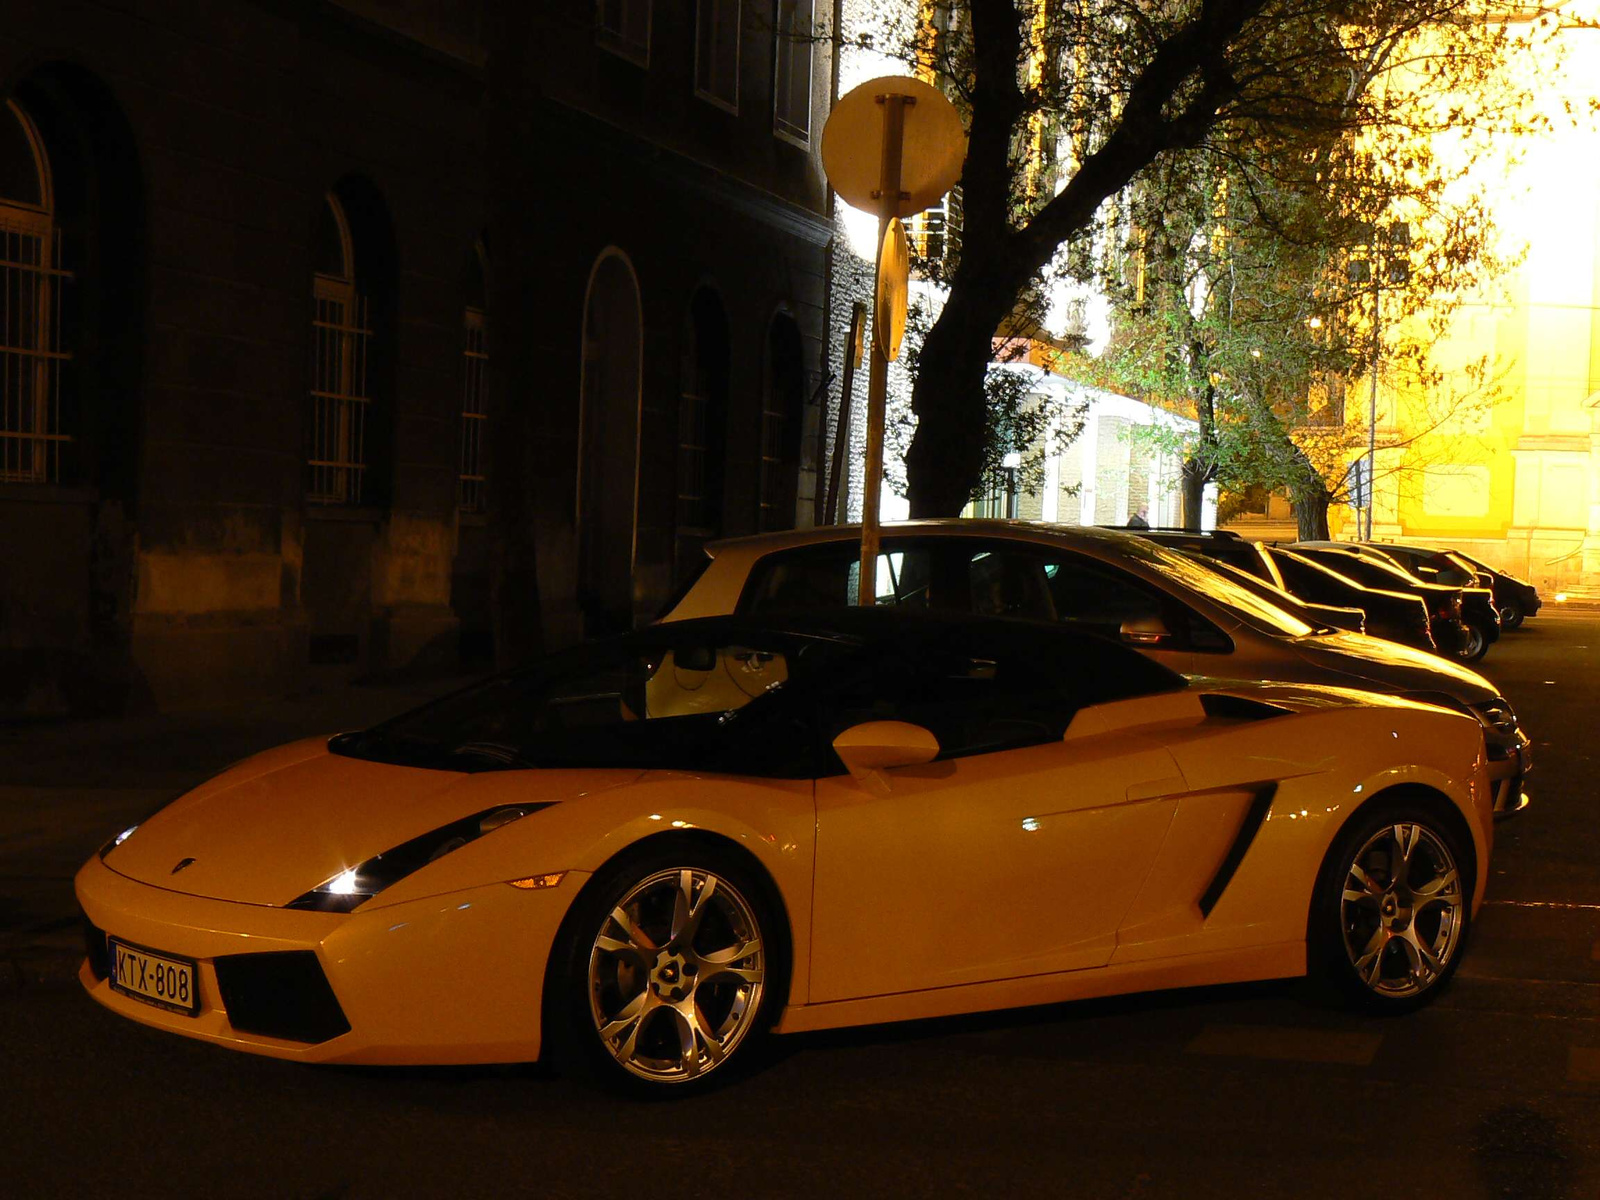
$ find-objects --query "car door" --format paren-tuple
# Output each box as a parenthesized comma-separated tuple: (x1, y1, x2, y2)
(807, 629, 1188, 1002)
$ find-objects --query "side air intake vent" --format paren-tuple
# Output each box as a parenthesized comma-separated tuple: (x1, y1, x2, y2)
(1200, 694, 1292, 723)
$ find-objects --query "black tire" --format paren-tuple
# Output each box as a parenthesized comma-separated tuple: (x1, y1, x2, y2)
(1500, 599, 1525, 630)
(545, 840, 786, 1097)
(1457, 620, 1490, 663)
(1308, 801, 1472, 1015)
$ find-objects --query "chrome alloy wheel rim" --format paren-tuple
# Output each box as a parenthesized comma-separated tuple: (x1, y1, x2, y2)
(1459, 624, 1486, 660)
(588, 868, 765, 1083)
(1340, 823, 1464, 997)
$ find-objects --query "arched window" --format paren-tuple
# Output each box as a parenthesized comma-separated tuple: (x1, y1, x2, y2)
(758, 312, 805, 531)
(0, 98, 70, 483)
(308, 193, 371, 504)
(678, 288, 729, 552)
(577, 250, 643, 636)
(459, 243, 488, 512)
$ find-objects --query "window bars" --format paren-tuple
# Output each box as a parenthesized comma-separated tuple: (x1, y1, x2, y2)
(308, 280, 371, 505)
(913, 186, 963, 266)
(677, 375, 712, 533)
(0, 221, 70, 484)
(757, 391, 787, 531)
(459, 306, 487, 512)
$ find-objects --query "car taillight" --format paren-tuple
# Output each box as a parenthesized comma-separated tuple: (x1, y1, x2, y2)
(1432, 595, 1462, 619)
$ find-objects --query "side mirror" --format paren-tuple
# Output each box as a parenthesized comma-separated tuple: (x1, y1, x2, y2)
(1120, 614, 1172, 646)
(832, 721, 940, 795)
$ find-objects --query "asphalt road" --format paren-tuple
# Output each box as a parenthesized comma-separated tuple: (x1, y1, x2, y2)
(5, 617, 1600, 1199)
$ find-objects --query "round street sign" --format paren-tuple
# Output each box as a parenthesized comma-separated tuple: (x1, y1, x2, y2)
(877, 218, 909, 362)
(821, 75, 966, 218)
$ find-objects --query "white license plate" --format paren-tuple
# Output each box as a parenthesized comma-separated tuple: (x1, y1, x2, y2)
(108, 939, 199, 1017)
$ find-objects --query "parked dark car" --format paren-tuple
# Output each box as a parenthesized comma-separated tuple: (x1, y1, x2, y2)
(1291, 544, 1493, 662)
(1178, 551, 1368, 634)
(1136, 531, 1434, 650)
(1263, 547, 1439, 650)
(1352, 545, 1503, 655)
(1366, 543, 1542, 630)
(1134, 531, 1368, 633)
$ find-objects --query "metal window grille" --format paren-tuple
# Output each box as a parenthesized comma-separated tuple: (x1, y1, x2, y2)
(0, 219, 70, 483)
(773, 0, 813, 144)
(308, 278, 371, 505)
(677, 378, 711, 532)
(757, 396, 787, 531)
(598, 0, 651, 65)
(912, 186, 963, 265)
(459, 306, 487, 512)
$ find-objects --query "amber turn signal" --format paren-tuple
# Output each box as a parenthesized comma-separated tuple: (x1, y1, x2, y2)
(508, 872, 567, 890)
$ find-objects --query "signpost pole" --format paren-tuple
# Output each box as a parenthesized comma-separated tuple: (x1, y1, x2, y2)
(859, 92, 909, 606)
(824, 303, 865, 525)
(1366, 263, 1379, 541)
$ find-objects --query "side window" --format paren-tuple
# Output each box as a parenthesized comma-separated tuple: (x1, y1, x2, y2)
(740, 543, 939, 612)
(818, 641, 1082, 765)
(1022, 551, 1230, 653)
(967, 550, 1058, 620)
(1272, 553, 1329, 596)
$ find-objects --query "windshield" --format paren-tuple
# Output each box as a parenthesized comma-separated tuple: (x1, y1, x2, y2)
(332, 629, 854, 776)
(1113, 536, 1317, 638)
(1183, 552, 1337, 635)
(1304, 548, 1426, 590)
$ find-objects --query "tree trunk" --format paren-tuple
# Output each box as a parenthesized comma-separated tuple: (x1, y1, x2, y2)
(1179, 457, 1209, 529)
(1291, 478, 1332, 540)
(1286, 439, 1333, 541)
(904, 276, 1017, 516)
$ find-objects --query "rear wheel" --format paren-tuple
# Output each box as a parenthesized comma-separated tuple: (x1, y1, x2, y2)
(1310, 805, 1471, 1013)
(1500, 599, 1525, 630)
(550, 844, 782, 1096)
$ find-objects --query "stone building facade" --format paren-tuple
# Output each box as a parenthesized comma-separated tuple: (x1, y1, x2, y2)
(0, 0, 833, 717)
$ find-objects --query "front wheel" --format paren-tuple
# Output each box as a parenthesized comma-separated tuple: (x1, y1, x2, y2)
(1500, 599, 1525, 630)
(1310, 805, 1471, 1014)
(1457, 620, 1490, 662)
(551, 845, 782, 1095)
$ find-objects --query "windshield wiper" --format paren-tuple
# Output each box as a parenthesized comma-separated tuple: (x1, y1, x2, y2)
(448, 741, 537, 770)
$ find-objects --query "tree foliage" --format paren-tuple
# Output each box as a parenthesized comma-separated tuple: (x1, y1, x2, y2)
(845, 1, 1573, 519)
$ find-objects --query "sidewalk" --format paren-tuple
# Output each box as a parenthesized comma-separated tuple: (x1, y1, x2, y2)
(0, 672, 480, 992)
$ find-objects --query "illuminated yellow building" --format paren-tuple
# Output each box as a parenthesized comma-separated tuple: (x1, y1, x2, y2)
(1347, 8, 1600, 595)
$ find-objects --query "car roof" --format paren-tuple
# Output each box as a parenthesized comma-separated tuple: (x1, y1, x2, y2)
(705, 519, 1143, 557)
(634, 607, 1191, 692)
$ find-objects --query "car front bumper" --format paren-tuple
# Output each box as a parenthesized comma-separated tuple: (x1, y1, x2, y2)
(75, 854, 585, 1065)
(1486, 733, 1531, 822)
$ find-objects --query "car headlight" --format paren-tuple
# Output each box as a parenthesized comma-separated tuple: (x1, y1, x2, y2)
(1408, 691, 1516, 748)
(1470, 698, 1520, 739)
(287, 803, 554, 913)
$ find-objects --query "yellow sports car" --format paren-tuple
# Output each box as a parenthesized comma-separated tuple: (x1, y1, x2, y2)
(78, 611, 1492, 1095)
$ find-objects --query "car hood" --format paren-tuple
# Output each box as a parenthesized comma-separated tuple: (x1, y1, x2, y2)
(101, 736, 642, 907)
(1288, 631, 1496, 704)
(1189, 676, 1450, 715)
